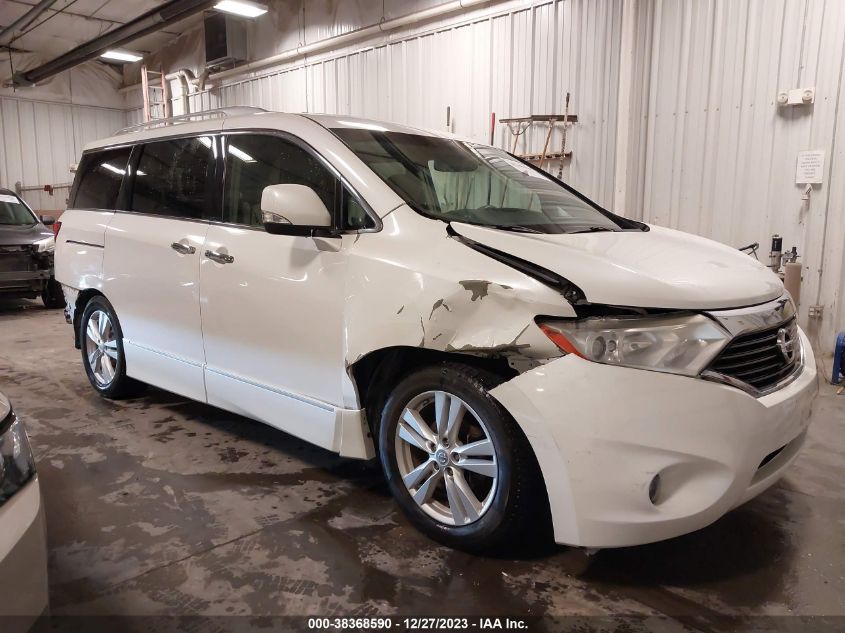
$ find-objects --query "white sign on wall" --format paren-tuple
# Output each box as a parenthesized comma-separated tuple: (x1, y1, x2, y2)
(796, 149, 825, 184)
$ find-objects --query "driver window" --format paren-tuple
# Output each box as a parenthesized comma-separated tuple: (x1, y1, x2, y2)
(223, 134, 336, 228)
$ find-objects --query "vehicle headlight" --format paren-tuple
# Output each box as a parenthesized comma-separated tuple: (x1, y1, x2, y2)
(0, 396, 36, 506)
(538, 314, 730, 376)
(33, 236, 55, 253)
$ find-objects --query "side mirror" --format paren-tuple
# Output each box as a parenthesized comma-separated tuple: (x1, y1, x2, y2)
(261, 184, 337, 237)
(40, 215, 56, 226)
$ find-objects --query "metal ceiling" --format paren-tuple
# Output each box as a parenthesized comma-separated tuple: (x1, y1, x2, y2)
(8, 0, 213, 85)
(0, 0, 207, 72)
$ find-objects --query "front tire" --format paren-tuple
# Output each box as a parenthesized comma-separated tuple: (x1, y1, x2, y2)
(41, 277, 64, 309)
(378, 362, 549, 552)
(79, 296, 143, 399)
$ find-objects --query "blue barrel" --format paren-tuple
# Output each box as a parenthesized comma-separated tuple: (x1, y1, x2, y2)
(834, 332, 845, 384)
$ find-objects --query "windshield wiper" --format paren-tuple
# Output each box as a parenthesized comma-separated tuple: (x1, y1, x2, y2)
(567, 226, 617, 234)
(487, 224, 545, 234)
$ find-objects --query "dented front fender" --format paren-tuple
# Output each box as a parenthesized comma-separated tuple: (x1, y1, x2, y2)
(341, 206, 574, 406)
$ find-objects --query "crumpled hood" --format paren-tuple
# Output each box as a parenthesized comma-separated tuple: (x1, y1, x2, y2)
(451, 222, 783, 310)
(0, 223, 53, 247)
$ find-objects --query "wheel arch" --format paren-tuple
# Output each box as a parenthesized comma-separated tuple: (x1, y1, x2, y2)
(349, 346, 519, 438)
(72, 288, 106, 349)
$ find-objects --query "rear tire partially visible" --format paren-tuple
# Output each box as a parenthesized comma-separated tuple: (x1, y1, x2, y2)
(41, 277, 64, 309)
(79, 296, 144, 399)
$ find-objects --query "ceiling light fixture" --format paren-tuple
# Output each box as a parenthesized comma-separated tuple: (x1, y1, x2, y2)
(101, 50, 143, 63)
(228, 145, 256, 163)
(214, 0, 268, 18)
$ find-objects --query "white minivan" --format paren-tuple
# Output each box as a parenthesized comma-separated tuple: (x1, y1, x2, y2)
(56, 108, 818, 551)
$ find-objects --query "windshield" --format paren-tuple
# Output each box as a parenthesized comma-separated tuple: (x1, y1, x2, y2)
(0, 193, 37, 226)
(332, 128, 626, 234)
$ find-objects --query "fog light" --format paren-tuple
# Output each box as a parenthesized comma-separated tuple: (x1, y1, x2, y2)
(648, 474, 661, 504)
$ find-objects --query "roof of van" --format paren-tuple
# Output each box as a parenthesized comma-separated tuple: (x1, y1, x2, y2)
(83, 110, 464, 153)
(303, 114, 457, 139)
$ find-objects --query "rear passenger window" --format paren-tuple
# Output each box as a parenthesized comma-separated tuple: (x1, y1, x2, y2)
(130, 137, 214, 220)
(222, 134, 336, 228)
(72, 147, 133, 210)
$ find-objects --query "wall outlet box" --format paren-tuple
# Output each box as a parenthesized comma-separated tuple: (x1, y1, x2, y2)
(808, 304, 824, 318)
(777, 87, 815, 106)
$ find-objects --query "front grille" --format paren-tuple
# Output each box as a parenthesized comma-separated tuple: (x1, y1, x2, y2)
(0, 245, 33, 273)
(708, 318, 800, 392)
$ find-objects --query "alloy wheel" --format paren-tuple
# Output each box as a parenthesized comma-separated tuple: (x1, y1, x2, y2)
(84, 310, 119, 387)
(394, 390, 498, 526)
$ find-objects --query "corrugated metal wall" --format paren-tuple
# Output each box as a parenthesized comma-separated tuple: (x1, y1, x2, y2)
(623, 0, 845, 356)
(130, 0, 624, 208)
(0, 96, 126, 211)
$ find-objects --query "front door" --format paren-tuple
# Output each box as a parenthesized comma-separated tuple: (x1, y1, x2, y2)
(199, 133, 350, 450)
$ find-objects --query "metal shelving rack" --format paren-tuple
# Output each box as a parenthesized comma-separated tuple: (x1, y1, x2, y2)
(500, 93, 577, 176)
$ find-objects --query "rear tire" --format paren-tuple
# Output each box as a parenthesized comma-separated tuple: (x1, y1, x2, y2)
(41, 277, 64, 309)
(378, 362, 550, 552)
(79, 296, 144, 399)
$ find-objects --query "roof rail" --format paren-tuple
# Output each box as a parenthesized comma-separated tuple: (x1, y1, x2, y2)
(116, 107, 269, 135)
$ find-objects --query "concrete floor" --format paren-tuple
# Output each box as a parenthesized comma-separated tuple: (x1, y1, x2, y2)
(1, 298, 844, 628)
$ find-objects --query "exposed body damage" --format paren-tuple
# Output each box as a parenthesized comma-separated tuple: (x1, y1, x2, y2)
(341, 205, 573, 408)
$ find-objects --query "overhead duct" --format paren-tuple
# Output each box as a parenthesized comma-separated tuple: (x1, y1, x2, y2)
(168, 67, 210, 114)
(11, 0, 214, 87)
(208, 0, 500, 83)
(0, 0, 61, 46)
(118, 0, 507, 95)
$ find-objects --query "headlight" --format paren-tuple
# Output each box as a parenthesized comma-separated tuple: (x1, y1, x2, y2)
(33, 236, 55, 253)
(0, 395, 36, 506)
(538, 314, 730, 376)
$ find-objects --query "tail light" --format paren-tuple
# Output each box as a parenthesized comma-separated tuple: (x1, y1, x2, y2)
(53, 220, 62, 237)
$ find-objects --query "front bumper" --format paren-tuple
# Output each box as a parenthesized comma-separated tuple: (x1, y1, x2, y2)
(0, 270, 50, 295)
(491, 328, 818, 548)
(0, 478, 49, 623)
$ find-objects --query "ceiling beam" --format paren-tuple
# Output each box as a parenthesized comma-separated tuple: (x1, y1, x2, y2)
(11, 0, 214, 87)
(0, 0, 61, 45)
(4, 0, 186, 37)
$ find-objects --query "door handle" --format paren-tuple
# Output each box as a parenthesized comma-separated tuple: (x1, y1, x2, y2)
(205, 249, 234, 264)
(170, 242, 196, 255)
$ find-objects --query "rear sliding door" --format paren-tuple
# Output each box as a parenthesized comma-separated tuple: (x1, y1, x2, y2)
(102, 135, 217, 402)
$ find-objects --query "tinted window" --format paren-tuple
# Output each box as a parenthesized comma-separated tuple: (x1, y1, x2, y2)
(222, 134, 336, 228)
(72, 147, 133, 210)
(130, 137, 214, 219)
(342, 190, 375, 230)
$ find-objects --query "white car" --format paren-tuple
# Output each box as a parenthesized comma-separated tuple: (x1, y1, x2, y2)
(0, 392, 48, 628)
(55, 109, 817, 551)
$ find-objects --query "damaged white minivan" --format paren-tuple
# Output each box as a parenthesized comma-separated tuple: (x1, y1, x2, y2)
(56, 109, 818, 551)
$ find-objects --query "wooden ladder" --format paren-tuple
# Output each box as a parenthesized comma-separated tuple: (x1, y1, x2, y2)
(141, 65, 172, 123)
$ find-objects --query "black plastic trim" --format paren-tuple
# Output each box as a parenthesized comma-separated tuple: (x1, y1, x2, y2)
(64, 240, 103, 248)
(449, 226, 587, 304)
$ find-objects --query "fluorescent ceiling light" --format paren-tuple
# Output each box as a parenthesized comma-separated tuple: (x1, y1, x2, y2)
(336, 120, 389, 132)
(101, 50, 142, 63)
(100, 163, 125, 175)
(214, 0, 268, 18)
(229, 145, 256, 163)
